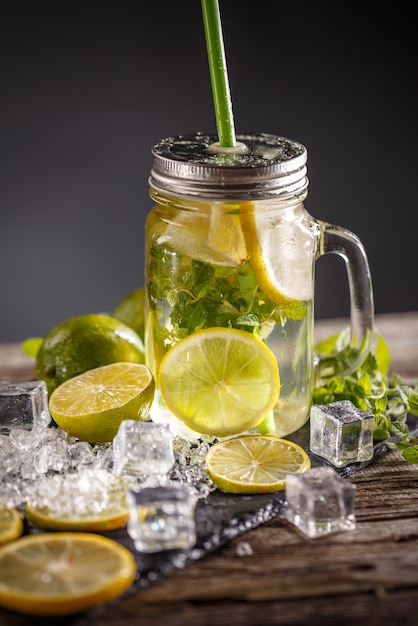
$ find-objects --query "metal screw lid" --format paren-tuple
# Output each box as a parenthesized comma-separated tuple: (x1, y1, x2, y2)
(149, 132, 308, 200)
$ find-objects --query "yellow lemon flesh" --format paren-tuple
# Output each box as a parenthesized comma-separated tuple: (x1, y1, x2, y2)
(0, 532, 137, 616)
(49, 362, 155, 442)
(156, 203, 247, 266)
(24, 470, 130, 532)
(159, 327, 280, 437)
(240, 201, 313, 306)
(205, 434, 311, 494)
(36, 313, 145, 395)
(0, 507, 23, 546)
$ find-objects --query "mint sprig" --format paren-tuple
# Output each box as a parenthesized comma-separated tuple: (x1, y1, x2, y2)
(313, 329, 418, 463)
(148, 242, 307, 347)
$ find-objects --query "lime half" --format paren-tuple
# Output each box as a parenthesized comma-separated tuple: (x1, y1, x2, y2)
(49, 362, 155, 442)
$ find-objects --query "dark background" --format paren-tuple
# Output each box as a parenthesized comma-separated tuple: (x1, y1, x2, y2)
(1, 1, 416, 343)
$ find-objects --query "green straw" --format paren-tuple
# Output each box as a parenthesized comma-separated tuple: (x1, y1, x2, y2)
(201, 0, 236, 147)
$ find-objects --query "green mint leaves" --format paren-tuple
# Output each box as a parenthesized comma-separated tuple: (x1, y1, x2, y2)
(148, 241, 307, 347)
(149, 241, 418, 462)
(313, 328, 418, 463)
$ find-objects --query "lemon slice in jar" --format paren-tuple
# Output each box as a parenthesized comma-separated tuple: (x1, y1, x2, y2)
(240, 201, 313, 306)
(157, 202, 247, 266)
(159, 327, 280, 437)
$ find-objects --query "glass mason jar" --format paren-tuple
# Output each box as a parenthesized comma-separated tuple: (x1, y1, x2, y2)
(145, 133, 374, 439)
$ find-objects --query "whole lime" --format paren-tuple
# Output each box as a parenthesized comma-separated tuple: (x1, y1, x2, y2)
(112, 287, 146, 343)
(35, 314, 145, 395)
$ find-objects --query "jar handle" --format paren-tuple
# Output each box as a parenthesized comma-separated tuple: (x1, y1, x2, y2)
(315, 221, 374, 385)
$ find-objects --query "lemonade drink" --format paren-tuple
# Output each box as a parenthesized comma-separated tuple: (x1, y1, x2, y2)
(145, 133, 374, 438)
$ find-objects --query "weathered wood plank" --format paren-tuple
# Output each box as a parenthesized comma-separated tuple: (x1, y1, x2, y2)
(73, 445, 418, 625)
(85, 589, 418, 626)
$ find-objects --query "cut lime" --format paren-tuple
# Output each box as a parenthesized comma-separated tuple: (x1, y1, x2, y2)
(205, 434, 311, 494)
(49, 362, 155, 442)
(159, 327, 280, 437)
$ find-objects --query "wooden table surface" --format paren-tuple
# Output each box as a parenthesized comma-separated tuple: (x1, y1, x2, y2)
(1, 311, 418, 626)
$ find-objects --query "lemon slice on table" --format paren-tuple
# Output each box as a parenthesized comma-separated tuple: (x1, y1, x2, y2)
(49, 362, 155, 443)
(205, 434, 311, 494)
(157, 204, 247, 266)
(0, 532, 137, 616)
(0, 507, 23, 545)
(159, 327, 280, 437)
(24, 470, 130, 532)
(240, 201, 313, 306)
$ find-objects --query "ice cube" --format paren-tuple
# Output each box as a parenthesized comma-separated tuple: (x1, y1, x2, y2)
(113, 420, 175, 477)
(126, 485, 196, 552)
(0, 381, 51, 433)
(284, 466, 356, 538)
(310, 400, 374, 467)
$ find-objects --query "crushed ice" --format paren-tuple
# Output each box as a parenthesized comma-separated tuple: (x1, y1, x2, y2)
(0, 424, 216, 513)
